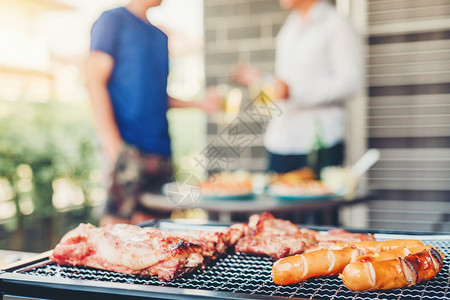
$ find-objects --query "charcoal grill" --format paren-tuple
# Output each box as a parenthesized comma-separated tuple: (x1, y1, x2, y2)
(1, 220, 450, 300)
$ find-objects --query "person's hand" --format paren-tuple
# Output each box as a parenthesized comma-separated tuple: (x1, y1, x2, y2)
(229, 62, 261, 87)
(198, 86, 222, 113)
(273, 78, 290, 100)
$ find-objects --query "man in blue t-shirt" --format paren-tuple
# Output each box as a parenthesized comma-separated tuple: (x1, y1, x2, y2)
(86, 0, 220, 225)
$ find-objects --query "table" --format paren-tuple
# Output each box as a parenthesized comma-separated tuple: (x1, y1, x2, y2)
(141, 191, 368, 225)
(0, 250, 36, 268)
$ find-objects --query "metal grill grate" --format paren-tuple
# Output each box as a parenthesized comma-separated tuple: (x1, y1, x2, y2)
(17, 236, 450, 300)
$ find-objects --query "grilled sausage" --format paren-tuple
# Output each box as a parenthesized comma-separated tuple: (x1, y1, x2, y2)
(272, 247, 363, 285)
(406, 247, 444, 283)
(350, 245, 443, 263)
(339, 248, 443, 291)
(330, 239, 424, 254)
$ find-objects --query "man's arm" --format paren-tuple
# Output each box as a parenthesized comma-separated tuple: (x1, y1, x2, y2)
(229, 63, 289, 101)
(168, 86, 221, 113)
(229, 62, 261, 87)
(86, 51, 123, 163)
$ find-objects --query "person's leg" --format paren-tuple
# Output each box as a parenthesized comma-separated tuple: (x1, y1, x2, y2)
(139, 154, 173, 194)
(101, 144, 142, 225)
(290, 154, 308, 172)
(317, 142, 344, 175)
(267, 152, 290, 173)
(132, 153, 173, 222)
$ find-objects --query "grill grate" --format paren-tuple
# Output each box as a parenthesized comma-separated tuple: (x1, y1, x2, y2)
(17, 237, 450, 300)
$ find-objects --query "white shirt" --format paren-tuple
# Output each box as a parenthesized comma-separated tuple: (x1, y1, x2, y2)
(264, 0, 363, 155)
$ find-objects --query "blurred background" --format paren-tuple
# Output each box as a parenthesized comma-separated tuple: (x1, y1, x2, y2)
(0, 0, 207, 252)
(0, 0, 449, 254)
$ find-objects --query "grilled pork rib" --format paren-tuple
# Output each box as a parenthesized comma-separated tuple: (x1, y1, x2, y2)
(234, 212, 375, 259)
(235, 212, 319, 259)
(50, 223, 242, 281)
(171, 223, 248, 260)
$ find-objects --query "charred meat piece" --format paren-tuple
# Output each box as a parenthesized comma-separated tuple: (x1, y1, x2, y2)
(235, 212, 319, 259)
(171, 223, 248, 260)
(235, 234, 311, 260)
(50, 222, 246, 281)
(51, 223, 206, 281)
(235, 213, 375, 259)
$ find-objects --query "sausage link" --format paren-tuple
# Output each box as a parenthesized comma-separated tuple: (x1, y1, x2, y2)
(272, 247, 362, 285)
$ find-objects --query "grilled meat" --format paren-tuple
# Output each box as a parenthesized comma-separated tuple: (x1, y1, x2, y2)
(50, 222, 246, 281)
(235, 234, 310, 260)
(235, 212, 319, 259)
(51, 224, 205, 281)
(171, 223, 248, 260)
(235, 212, 375, 259)
(51, 213, 375, 280)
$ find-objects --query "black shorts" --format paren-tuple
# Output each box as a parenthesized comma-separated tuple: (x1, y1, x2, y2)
(105, 144, 173, 219)
(267, 143, 344, 175)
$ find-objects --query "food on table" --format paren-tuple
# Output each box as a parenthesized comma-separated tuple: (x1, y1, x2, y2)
(234, 212, 375, 260)
(272, 247, 364, 285)
(339, 248, 444, 291)
(268, 167, 333, 196)
(200, 171, 253, 197)
(270, 167, 317, 183)
(50, 223, 245, 281)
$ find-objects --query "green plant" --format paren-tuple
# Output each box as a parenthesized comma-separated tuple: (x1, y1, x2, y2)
(0, 100, 99, 235)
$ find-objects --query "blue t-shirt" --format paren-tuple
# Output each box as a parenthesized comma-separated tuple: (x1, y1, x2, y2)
(90, 7, 171, 156)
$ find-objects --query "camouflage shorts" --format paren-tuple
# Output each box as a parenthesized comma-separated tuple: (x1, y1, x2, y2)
(105, 143, 173, 219)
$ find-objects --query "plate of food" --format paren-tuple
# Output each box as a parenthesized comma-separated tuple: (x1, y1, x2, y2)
(267, 167, 337, 201)
(200, 171, 255, 200)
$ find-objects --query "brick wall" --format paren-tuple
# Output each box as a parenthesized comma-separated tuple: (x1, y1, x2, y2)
(203, 0, 288, 173)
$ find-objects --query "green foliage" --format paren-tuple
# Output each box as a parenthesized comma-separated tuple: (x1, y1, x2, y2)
(167, 108, 206, 179)
(0, 100, 99, 228)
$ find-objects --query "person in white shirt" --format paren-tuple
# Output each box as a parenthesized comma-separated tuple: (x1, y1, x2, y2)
(231, 0, 363, 175)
